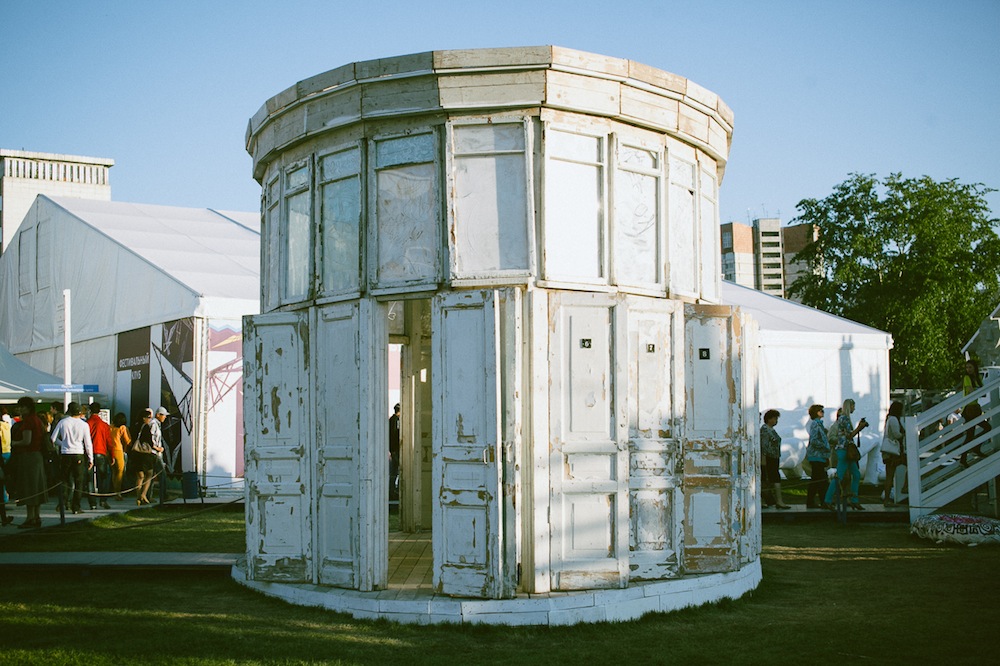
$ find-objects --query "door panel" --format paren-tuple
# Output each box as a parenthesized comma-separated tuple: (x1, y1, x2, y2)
(314, 303, 362, 588)
(626, 299, 682, 580)
(549, 293, 629, 590)
(243, 312, 312, 582)
(682, 305, 755, 573)
(432, 290, 505, 598)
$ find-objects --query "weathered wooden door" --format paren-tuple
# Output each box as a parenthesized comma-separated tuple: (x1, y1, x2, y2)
(431, 290, 507, 598)
(626, 298, 683, 580)
(682, 304, 755, 573)
(243, 312, 313, 582)
(548, 292, 630, 590)
(313, 301, 384, 589)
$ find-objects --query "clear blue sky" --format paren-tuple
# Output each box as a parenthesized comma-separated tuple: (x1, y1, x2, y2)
(3, 0, 998, 225)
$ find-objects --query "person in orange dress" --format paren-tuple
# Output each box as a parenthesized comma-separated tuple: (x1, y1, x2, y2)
(108, 412, 131, 500)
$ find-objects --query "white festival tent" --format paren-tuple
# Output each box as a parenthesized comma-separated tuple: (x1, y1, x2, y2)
(720, 281, 894, 484)
(0, 195, 259, 491)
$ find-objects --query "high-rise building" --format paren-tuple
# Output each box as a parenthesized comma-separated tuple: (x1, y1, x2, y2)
(720, 217, 784, 297)
(781, 222, 820, 302)
(720, 221, 755, 288)
(0, 150, 114, 254)
(752, 217, 784, 296)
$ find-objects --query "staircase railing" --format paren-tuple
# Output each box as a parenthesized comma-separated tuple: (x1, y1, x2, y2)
(904, 374, 1000, 521)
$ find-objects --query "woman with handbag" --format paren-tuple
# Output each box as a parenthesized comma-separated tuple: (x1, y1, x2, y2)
(130, 409, 157, 505)
(824, 398, 869, 510)
(805, 404, 832, 509)
(881, 401, 905, 505)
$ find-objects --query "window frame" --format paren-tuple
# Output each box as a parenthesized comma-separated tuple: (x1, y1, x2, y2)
(280, 158, 313, 305)
(446, 116, 534, 285)
(368, 129, 442, 294)
(317, 142, 365, 301)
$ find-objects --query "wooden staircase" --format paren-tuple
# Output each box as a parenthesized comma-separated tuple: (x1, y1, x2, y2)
(902, 375, 1000, 521)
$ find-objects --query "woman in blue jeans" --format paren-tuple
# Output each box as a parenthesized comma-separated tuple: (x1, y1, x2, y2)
(824, 398, 869, 510)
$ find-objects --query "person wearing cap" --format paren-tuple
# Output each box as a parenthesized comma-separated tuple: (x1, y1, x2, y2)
(130, 409, 160, 505)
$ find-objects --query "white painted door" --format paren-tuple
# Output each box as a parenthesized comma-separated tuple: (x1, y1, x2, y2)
(313, 302, 364, 588)
(548, 292, 629, 590)
(682, 304, 754, 573)
(431, 290, 506, 598)
(243, 312, 313, 582)
(626, 297, 683, 580)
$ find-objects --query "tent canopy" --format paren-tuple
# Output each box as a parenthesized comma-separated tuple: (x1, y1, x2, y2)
(0, 341, 65, 402)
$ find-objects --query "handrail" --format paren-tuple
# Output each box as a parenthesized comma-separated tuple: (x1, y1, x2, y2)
(911, 374, 1000, 432)
(905, 376, 1000, 521)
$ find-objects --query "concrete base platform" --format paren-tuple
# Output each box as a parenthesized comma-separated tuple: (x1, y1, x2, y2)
(231, 559, 762, 626)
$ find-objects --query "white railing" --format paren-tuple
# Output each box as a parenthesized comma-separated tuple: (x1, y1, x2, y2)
(904, 375, 1000, 521)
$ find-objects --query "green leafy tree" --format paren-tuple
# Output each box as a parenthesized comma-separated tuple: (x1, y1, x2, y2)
(788, 173, 1000, 389)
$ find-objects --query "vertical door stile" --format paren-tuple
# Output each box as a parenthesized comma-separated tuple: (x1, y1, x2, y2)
(498, 287, 522, 594)
(613, 296, 630, 586)
(526, 287, 551, 594)
(313, 302, 365, 589)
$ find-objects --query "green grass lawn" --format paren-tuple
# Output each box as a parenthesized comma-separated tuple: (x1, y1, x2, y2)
(1, 511, 999, 664)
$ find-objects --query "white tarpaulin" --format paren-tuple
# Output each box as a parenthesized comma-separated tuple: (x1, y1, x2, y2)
(721, 281, 894, 483)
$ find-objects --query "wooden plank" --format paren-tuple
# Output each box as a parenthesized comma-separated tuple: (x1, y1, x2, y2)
(628, 60, 687, 96)
(551, 46, 629, 78)
(361, 76, 441, 117)
(438, 70, 546, 108)
(678, 103, 710, 145)
(546, 70, 620, 117)
(355, 51, 434, 80)
(707, 118, 729, 159)
(620, 84, 679, 133)
(683, 80, 718, 113)
(433, 46, 553, 70)
(298, 63, 356, 99)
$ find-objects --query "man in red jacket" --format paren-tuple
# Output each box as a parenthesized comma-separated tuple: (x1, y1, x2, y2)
(88, 403, 112, 509)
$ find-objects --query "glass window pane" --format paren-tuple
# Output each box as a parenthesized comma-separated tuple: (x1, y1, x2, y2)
(454, 124, 525, 153)
(548, 130, 601, 163)
(544, 159, 602, 280)
(453, 152, 529, 275)
(321, 148, 361, 182)
(669, 183, 696, 294)
(619, 145, 657, 171)
(614, 170, 658, 285)
(287, 165, 309, 191)
(376, 133, 436, 169)
(321, 176, 361, 293)
(670, 156, 695, 190)
(285, 191, 311, 299)
(376, 163, 438, 284)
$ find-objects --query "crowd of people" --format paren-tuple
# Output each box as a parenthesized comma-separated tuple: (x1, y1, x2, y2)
(0, 397, 168, 529)
(761, 359, 993, 511)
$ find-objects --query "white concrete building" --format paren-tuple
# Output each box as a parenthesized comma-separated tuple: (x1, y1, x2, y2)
(0, 150, 113, 254)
